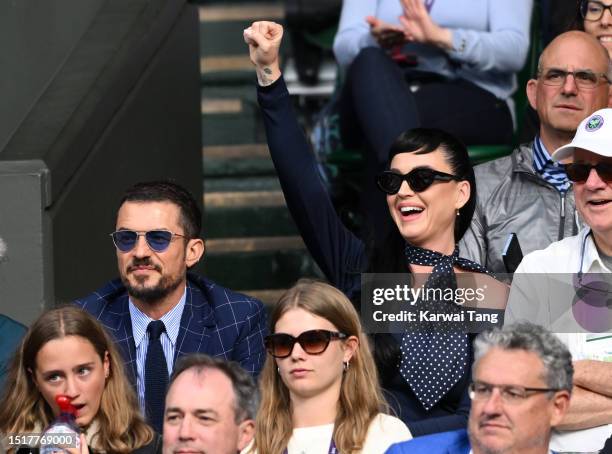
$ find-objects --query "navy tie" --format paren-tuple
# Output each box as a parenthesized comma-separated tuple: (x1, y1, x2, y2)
(145, 320, 169, 433)
(399, 244, 489, 410)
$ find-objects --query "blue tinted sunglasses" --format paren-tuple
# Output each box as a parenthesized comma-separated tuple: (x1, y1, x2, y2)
(110, 229, 185, 252)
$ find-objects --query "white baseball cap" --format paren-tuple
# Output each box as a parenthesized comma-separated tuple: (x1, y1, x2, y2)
(552, 108, 612, 161)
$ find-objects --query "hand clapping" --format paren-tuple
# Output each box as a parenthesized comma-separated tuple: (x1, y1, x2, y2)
(367, 16, 407, 49)
(399, 0, 452, 50)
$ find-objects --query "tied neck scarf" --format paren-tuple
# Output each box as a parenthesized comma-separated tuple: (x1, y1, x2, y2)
(399, 243, 489, 410)
(404, 244, 489, 285)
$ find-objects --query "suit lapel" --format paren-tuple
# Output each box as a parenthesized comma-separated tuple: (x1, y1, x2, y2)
(97, 294, 138, 387)
(174, 279, 216, 364)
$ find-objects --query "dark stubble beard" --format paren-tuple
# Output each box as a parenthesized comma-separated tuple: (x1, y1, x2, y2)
(122, 259, 184, 304)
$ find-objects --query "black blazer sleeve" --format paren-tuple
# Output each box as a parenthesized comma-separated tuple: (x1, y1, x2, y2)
(257, 77, 367, 295)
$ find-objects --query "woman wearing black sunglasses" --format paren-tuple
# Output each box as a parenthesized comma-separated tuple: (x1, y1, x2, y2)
(249, 279, 411, 453)
(245, 22, 505, 438)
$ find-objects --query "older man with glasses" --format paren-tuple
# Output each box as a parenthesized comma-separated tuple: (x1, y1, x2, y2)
(507, 108, 612, 452)
(461, 31, 611, 274)
(386, 322, 572, 454)
(74, 181, 267, 434)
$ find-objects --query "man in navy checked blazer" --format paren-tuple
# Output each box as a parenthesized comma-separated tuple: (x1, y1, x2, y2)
(75, 181, 267, 425)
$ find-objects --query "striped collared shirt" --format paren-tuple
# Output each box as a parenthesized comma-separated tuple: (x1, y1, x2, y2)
(129, 288, 186, 413)
(532, 136, 570, 193)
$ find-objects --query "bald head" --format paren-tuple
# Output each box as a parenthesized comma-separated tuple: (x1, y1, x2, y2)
(539, 31, 610, 78)
(527, 30, 611, 151)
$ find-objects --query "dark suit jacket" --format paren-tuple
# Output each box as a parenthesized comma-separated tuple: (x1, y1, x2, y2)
(386, 429, 470, 454)
(74, 273, 267, 384)
(0, 314, 27, 390)
(601, 434, 612, 454)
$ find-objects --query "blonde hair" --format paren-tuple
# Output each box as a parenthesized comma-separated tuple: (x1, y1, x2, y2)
(252, 279, 386, 454)
(0, 306, 154, 453)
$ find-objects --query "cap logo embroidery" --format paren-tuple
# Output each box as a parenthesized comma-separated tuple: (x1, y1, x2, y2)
(585, 115, 604, 132)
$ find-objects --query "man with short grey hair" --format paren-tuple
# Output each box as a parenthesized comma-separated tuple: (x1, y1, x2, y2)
(163, 354, 259, 454)
(386, 322, 572, 454)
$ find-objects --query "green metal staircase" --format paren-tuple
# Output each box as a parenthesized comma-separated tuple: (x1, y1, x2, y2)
(198, 1, 320, 305)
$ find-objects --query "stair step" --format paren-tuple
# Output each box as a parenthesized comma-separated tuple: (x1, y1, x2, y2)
(200, 17, 286, 59)
(204, 190, 285, 208)
(202, 111, 263, 146)
(204, 205, 297, 238)
(202, 249, 320, 290)
(202, 98, 243, 114)
(201, 56, 252, 74)
(204, 157, 275, 177)
(199, 3, 283, 22)
(201, 70, 257, 86)
(200, 84, 262, 146)
(206, 235, 304, 253)
(203, 144, 269, 159)
(196, 0, 316, 295)
(204, 176, 281, 193)
(201, 84, 256, 100)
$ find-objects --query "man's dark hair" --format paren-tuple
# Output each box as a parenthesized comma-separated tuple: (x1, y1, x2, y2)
(387, 127, 476, 243)
(119, 181, 202, 239)
(368, 127, 475, 275)
(368, 128, 477, 374)
(169, 354, 259, 423)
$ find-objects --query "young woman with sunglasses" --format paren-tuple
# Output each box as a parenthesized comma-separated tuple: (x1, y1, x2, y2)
(0, 306, 159, 454)
(250, 279, 411, 453)
(245, 22, 505, 438)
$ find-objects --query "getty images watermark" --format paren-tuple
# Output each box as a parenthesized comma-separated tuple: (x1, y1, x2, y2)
(361, 273, 509, 334)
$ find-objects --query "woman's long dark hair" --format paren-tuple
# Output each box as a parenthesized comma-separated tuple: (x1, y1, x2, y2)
(366, 128, 476, 381)
(569, 0, 586, 31)
(367, 127, 476, 273)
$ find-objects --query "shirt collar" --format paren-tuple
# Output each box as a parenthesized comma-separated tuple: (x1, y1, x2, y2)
(129, 287, 186, 348)
(533, 135, 554, 173)
(581, 228, 612, 273)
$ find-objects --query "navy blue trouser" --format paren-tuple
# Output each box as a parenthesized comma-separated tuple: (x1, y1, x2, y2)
(338, 47, 514, 240)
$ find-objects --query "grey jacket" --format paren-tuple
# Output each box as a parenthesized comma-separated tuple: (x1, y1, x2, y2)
(459, 142, 579, 274)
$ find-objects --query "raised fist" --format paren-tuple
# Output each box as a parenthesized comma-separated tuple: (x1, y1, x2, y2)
(243, 21, 283, 68)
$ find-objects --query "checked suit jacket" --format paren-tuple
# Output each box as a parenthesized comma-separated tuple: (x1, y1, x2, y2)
(74, 272, 267, 385)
